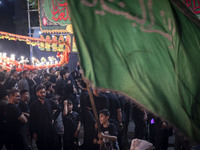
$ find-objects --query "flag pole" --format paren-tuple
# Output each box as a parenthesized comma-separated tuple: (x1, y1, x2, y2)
(86, 81, 103, 149)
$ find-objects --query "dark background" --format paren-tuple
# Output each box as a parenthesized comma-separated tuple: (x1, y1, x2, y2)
(0, 0, 78, 71)
(0, 0, 30, 59)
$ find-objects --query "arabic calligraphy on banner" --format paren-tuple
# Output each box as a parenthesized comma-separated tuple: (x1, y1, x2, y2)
(39, 0, 73, 33)
(182, 0, 200, 18)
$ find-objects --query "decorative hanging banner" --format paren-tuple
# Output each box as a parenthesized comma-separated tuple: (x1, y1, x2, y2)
(39, 0, 73, 33)
(52, 36, 58, 52)
(0, 31, 71, 67)
(0, 31, 70, 52)
(182, 0, 200, 18)
(72, 36, 77, 52)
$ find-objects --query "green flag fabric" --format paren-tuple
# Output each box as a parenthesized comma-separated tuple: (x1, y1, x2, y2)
(68, 0, 200, 142)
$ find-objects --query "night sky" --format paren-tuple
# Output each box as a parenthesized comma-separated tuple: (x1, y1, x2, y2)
(0, 0, 30, 59)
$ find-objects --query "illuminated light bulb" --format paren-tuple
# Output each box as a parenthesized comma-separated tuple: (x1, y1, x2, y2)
(3, 53, 6, 58)
(10, 54, 15, 61)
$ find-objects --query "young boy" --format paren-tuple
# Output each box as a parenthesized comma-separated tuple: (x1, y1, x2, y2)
(63, 100, 81, 150)
(93, 109, 120, 150)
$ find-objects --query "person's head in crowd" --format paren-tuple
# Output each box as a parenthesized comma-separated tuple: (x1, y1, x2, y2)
(43, 73, 51, 81)
(22, 70, 29, 79)
(10, 69, 18, 79)
(43, 81, 53, 91)
(63, 66, 68, 72)
(29, 70, 34, 79)
(33, 70, 39, 78)
(36, 85, 46, 101)
(99, 109, 110, 125)
(49, 67, 56, 75)
(9, 89, 20, 104)
(93, 87, 99, 96)
(20, 89, 29, 103)
(77, 79, 87, 89)
(76, 61, 80, 70)
(65, 83, 74, 96)
(67, 100, 73, 113)
(3, 70, 7, 74)
(0, 71, 6, 84)
(60, 69, 68, 79)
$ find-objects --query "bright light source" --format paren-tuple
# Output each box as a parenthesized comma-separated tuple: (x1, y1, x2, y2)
(52, 35, 54, 38)
(3, 53, 6, 58)
(64, 36, 67, 39)
(21, 56, 24, 60)
(39, 31, 42, 35)
(10, 54, 15, 61)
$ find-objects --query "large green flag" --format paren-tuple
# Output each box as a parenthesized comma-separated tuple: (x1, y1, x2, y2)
(68, 0, 200, 142)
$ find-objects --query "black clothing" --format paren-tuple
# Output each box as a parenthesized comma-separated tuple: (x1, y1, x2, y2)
(27, 78, 35, 95)
(64, 83, 80, 113)
(5, 103, 27, 150)
(70, 67, 82, 80)
(46, 91, 55, 99)
(0, 83, 7, 100)
(30, 99, 61, 150)
(132, 103, 147, 140)
(18, 101, 30, 113)
(101, 123, 119, 150)
(4, 77, 11, 90)
(63, 111, 80, 150)
(8, 78, 18, 90)
(85, 93, 108, 114)
(103, 92, 120, 125)
(55, 78, 67, 97)
(0, 100, 11, 150)
(33, 76, 41, 85)
(84, 93, 108, 150)
(49, 75, 57, 84)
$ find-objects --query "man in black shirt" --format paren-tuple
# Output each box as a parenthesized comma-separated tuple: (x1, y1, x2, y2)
(7, 69, 19, 90)
(5, 89, 28, 150)
(83, 88, 108, 150)
(0, 71, 8, 101)
(0, 71, 10, 149)
(49, 67, 57, 85)
(30, 85, 61, 150)
(63, 100, 81, 150)
(18, 90, 30, 114)
(55, 69, 68, 97)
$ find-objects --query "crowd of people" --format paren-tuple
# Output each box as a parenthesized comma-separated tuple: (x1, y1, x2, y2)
(0, 62, 195, 150)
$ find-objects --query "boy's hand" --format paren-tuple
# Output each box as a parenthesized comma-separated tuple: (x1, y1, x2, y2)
(97, 139, 103, 145)
(63, 100, 68, 105)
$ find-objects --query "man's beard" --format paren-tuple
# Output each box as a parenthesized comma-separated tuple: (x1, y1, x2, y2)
(38, 96, 45, 100)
